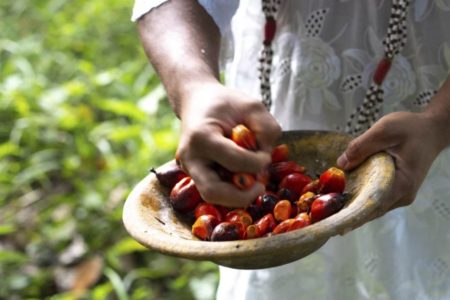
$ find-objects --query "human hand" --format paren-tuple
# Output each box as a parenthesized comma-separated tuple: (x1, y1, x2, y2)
(176, 82, 281, 207)
(337, 111, 446, 218)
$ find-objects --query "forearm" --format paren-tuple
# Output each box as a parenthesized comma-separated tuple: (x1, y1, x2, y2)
(137, 0, 221, 117)
(423, 76, 450, 151)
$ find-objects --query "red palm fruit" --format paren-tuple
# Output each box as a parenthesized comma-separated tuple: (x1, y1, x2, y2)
(271, 144, 289, 162)
(231, 124, 257, 151)
(245, 224, 262, 239)
(255, 213, 277, 235)
(318, 167, 346, 194)
(296, 191, 316, 213)
(169, 176, 202, 213)
(310, 193, 346, 223)
(216, 205, 230, 220)
(279, 172, 313, 196)
(194, 202, 223, 223)
(273, 200, 292, 222)
(211, 222, 244, 241)
(232, 172, 255, 190)
(301, 179, 320, 194)
(151, 160, 187, 190)
(254, 195, 263, 207)
(191, 215, 219, 241)
(272, 219, 297, 234)
(233, 221, 247, 239)
(291, 212, 311, 230)
(269, 161, 305, 182)
(225, 209, 253, 228)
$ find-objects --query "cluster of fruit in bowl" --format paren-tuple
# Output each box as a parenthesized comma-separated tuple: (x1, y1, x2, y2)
(152, 125, 348, 242)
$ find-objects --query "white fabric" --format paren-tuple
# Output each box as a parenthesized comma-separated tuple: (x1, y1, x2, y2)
(131, 0, 167, 22)
(133, 0, 450, 299)
(217, 1, 450, 300)
(131, 0, 239, 35)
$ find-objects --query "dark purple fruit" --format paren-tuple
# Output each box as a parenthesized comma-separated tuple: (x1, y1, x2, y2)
(151, 160, 187, 189)
(210, 222, 243, 241)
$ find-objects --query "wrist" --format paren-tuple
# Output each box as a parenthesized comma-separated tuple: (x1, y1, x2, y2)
(168, 72, 220, 119)
(177, 79, 225, 122)
(423, 102, 450, 152)
(422, 77, 450, 151)
(178, 74, 221, 98)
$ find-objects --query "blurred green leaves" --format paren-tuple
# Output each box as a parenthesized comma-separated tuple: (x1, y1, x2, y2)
(0, 0, 218, 298)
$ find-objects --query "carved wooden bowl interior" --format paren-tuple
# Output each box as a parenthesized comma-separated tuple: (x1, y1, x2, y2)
(123, 131, 394, 269)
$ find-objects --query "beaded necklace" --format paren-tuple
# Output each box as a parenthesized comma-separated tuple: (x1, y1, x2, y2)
(259, 0, 411, 135)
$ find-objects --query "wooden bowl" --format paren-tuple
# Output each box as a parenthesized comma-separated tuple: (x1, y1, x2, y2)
(122, 131, 394, 269)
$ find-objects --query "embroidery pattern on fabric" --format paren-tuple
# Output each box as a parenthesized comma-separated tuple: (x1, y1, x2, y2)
(346, 0, 411, 135)
(259, 0, 412, 136)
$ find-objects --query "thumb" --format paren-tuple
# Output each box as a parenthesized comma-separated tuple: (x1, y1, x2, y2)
(246, 108, 282, 153)
(337, 123, 396, 171)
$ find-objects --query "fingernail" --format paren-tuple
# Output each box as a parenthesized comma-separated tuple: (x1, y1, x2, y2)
(337, 153, 348, 169)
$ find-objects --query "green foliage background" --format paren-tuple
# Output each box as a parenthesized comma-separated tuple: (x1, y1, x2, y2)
(0, 0, 219, 299)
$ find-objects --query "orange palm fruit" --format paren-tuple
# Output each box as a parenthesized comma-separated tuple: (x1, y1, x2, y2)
(318, 167, 346, 194)
(191, 215, 219, 241)
(232, 172, 255, 190)
(231, 124, 257, 151)
(273, 200, 292, 222)
(225, 209, 253, 228)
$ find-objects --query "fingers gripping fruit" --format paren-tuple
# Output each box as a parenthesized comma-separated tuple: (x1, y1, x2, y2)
(213, 125, 260, 190)
(229, 125, 259, 190)
(255, 169, 270, 186)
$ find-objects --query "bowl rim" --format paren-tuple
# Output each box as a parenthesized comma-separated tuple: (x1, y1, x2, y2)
(122, 130, 395, 267)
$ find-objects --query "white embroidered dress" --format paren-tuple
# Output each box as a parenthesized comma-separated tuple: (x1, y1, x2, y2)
(133, 1, 450, 299)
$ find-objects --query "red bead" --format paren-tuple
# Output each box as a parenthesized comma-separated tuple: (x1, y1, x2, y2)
(264, 17, 277, 44)
(373, 57, 392, 85)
